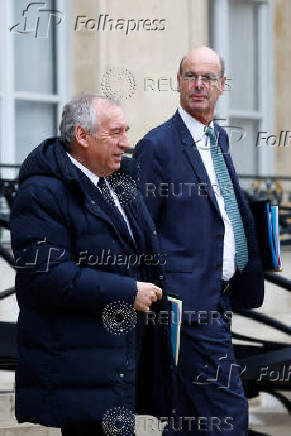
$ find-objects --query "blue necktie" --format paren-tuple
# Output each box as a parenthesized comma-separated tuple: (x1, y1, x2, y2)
(205, 126, 248, 272)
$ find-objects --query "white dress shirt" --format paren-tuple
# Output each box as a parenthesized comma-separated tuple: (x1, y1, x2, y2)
(67, 153, 134, 240)
(178, 106, 236, 280)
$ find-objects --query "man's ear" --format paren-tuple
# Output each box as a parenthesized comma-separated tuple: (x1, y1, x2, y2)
(177, 73, 181, 92)
(219, 76, 226, 96)
(75, 125, 88, 149)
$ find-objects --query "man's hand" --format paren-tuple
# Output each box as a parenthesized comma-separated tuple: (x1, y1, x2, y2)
(134, 282, 163, 312)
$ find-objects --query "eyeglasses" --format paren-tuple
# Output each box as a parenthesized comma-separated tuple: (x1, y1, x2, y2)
(182, 74, 221, 87)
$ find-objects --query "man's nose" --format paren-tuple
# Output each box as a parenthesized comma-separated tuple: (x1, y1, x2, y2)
(119, 132, 130, 149)
(194, 76, 204, 89)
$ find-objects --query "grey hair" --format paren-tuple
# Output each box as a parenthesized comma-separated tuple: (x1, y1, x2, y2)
(59, 94, 119, 151)
(178, 54, 225, 78)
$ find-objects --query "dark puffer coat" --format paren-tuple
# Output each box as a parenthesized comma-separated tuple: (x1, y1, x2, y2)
(10, 137, 172, 427)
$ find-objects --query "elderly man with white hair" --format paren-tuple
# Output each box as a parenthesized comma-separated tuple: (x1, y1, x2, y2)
(11, 94, 172, 436)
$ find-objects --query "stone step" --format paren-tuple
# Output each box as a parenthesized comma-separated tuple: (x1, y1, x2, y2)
(0, 391, 60, 435)
(249, 427, 291, 436)
(0, 393, 14, 423)
(249, 408, 291, 436)
(250, 407, 291, 423)
(0, 423, 49, 436)
(0, 424, 60, 436)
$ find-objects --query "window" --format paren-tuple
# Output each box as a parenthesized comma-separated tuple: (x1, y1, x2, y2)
(209, 0, 272, 177)
(0, 0, 70, 170)
(0, 0, 69, 244)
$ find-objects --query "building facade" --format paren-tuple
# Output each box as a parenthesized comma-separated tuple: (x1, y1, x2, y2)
(0, 0, 290, 177)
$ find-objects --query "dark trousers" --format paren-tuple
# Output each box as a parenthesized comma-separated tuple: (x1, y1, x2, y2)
(163, 293, 248, 436)
(61, 421, 105, 436)
(61, 422, 137, 436)
(61, 417, 136, 436)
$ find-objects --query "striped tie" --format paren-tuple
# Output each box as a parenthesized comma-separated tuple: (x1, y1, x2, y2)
(205, 127, 248, 272)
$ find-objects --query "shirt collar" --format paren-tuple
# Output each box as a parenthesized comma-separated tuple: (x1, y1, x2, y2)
(178, 105, 214, 144)
(67, 153, 100, 187)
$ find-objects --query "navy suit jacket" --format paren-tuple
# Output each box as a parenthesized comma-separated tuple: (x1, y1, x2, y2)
(133, 111, 264, 319)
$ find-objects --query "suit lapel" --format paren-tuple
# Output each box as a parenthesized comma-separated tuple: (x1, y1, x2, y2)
(174, 111, 221, 217)
(68, 171, 136, 253)
(87, 190, 139, 253)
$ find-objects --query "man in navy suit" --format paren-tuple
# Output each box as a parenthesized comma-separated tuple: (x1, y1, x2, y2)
(133, 47, 264, 435)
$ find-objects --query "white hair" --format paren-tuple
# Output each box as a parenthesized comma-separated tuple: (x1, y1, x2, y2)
(59, 94, 119, 151)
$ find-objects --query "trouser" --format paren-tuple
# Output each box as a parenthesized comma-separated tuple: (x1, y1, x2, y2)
(61, 421, 106, 436)
(163, 293, 248, 436)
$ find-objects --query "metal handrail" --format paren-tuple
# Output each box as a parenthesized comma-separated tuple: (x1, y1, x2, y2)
(264, 272, 291, 291)
(238, 174, 291, 181)
(232, 332, 285, 348)
(0, 164, 21, 169)
(0, 287, 15, 301)
(233, 308, 291, 336)
(0, 245, 14, 267)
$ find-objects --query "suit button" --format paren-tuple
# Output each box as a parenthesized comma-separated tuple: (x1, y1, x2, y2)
(159, 275, 164, 280)
(119, 373, 125, 378)
(153, 230, 157, 236)
(216, 264, 223, 269)
(91, 200, 96, 204)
